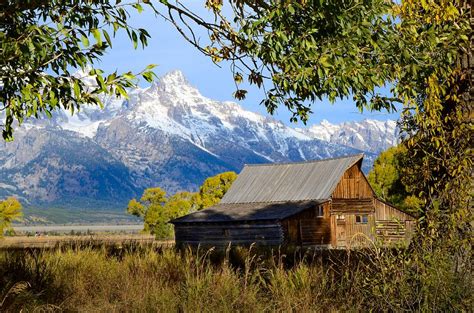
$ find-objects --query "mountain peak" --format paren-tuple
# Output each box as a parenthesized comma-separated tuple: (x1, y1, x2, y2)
(159, 70, 189, 86)
(320, 119, 332, 126)
(148, 70, 200, 97)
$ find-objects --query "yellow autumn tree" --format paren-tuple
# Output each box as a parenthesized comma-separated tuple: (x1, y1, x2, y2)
(195, 171, 237, 210)
(0, 197, 22, 237)
(127, 171, 237, 238)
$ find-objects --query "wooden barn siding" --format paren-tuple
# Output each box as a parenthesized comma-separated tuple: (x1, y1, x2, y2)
(174, 222, 283, 247)
(329, 165, 415, 247)
(331, 198, 374, 213)
(374, 198, 414, 221)
(330, 199, 376, 247)
(331, 163, 373, 199)
(330, 163, 375, 247)
(374, 198, 415, 243)
(344, 214, 375, 247)
(282, 202, 331, 245)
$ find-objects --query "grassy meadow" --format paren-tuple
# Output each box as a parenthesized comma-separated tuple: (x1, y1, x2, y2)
(0, 240, 471, 312)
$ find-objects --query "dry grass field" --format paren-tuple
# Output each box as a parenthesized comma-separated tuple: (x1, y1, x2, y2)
(0, 239, 472, 312)
(0, 234, 165, 249)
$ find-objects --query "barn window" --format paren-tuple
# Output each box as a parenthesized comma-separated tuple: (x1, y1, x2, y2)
(223, 229, 230, 237)
(337, 214, 345, 220)
(356, 215, 369, 224)
(316, 206, 324, 217)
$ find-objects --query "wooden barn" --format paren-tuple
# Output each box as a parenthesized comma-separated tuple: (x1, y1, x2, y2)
(171, 154, 415, 248)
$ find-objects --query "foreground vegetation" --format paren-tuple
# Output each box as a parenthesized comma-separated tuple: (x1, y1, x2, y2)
(0, 241, 471, 312)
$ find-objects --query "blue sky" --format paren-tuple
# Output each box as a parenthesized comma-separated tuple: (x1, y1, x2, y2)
(95, 3, 400, 126)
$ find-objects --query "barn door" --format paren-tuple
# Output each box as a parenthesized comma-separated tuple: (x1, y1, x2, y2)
(335, 215, 346, 247)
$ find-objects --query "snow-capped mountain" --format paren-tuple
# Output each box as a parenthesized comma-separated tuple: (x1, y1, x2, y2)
(0, 70, 396, 210)
(300, 119, 398, 154)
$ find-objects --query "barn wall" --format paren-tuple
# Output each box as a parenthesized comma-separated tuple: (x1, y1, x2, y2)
(329, 199, 416, 248)
(374, 198, 415, 243)
(331, 198, 374, 213)
(374, 198, 414, 221)
(343, 214, 375, 247)
(330, 163, 376, 247)
(329, 164, 417, 248)
(330, 204, 376, 248)
(174, 222, 283, 247)
(282, 202, 331, 245)
(331, 163, 374, 199)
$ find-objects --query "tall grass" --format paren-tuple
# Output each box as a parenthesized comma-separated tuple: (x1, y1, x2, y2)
(0, 241, 471, 312)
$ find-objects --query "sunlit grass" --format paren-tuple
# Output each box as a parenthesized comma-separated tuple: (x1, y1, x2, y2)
(0, 241, 471, 312)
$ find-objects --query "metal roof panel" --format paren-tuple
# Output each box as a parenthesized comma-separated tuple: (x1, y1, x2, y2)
(220, 154, 363, 203)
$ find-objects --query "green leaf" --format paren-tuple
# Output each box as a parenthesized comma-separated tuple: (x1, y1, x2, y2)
(92, 29, 101, 46)
(115, 85, 128, 98)
(113, 22, 120, 33)
(133, 3, 143, 13)
(103, 29, 112, 47)
(131, 31, 138, 49)
(81, 35, 89, 47)
(319, 56, 331, 68)
(73, 80, 81, 98)
(123, 72, 135, 80)
(142, 72, 154, 83)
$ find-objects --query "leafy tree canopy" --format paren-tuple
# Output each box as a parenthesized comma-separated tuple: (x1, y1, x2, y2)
(163, 0, 469, 121)
(127, 171, 237, 238)
(1, 0, 156, 140)
(0, 197, 22, 237)
(368, 145, 423, 214)
(195, 171, 237, 210)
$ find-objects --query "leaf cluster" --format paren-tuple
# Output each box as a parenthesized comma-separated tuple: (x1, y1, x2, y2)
(162, 1, 469, 124)
(0, 0, 157, 140)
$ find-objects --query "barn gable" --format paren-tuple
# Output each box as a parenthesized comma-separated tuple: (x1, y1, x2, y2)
(220, 154, 364, 203)
(331, 160, 374, 199)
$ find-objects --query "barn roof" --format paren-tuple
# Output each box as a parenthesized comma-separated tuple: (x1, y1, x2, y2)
(171, 154, 365, 224)
(171, 200, 326, 223)
(220, 154, 364, 203)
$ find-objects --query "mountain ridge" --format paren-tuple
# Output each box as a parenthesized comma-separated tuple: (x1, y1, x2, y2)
(0, 70, 398, 211)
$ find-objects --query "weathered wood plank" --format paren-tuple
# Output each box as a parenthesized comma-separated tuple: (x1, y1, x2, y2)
(175, 222, 284, 247)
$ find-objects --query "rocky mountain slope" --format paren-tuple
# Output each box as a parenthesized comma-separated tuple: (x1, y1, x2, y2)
(0, 70, 397, 210)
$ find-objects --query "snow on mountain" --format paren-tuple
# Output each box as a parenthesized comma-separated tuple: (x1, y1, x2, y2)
(21, 69, 396, 155)
(1, 69, 397, 210)
(299, 119, 398, 153)
(123, 70, 313, 159)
